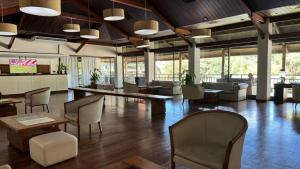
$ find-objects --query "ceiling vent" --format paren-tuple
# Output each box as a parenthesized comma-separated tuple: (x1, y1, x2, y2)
(32, 36, 67, 44)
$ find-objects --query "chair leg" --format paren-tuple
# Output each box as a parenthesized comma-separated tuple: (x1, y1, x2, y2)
(42, 105, 45, 112)
(30, 106, 33, 113)
(46, 105, 50, 113)
(89, 124, 92, 136)
(25, 104, 27, 114)
(64, 123, 67, 132)
(98, 122, 102, 134)
(295, 103, 298, 109)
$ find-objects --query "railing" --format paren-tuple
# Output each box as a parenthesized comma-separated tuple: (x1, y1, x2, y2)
(124, 74, 145, 84)
(155, 74, 180, 81)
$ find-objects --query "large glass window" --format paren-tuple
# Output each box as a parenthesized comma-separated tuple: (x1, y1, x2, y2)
(97, 58, 115, 84)
(199, 49, 223, 82)
(123, 56, 144, 83)
(155, 51, 188, 81)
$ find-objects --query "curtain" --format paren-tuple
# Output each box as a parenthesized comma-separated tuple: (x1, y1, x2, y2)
(82, 57, 96, 86)
(61, 56, 79, 88)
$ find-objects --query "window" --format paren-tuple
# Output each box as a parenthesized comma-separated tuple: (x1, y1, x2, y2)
(77, 57, 83, 86)
(123, 56, 145, 83)
(200, 49, 223, 82)
(155, 51, 188, 81)
(97, 58, 115, 84)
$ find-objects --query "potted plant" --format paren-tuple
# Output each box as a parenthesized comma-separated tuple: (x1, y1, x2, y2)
(57, 62, 67, 74)
(181, 70, 196, 85)
(90, 68, 101, 89)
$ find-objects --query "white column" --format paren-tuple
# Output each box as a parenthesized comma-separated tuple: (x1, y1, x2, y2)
(188, 41, 201, 84)
(144, 49, 155, 84)
(257, 19, 272, 101)
(114, 55, 123, 89)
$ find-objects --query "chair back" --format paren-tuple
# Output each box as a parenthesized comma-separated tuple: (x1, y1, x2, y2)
(79, 95, 104, 124)
(26, 87, 51, 106)
(170, 110, 247, 148)
(292, 85, 300, 102)
(123, 82, 139, 93)
(182, 84, 204, 100)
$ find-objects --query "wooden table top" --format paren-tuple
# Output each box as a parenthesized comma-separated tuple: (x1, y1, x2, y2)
(70, 87, 174, 100)
(0, 112, 68, 133)
(0, 98, 22, 105)
(101, 156, 166, 169)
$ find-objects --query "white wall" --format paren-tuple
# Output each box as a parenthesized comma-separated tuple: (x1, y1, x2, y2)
(0, 36, 117, 74)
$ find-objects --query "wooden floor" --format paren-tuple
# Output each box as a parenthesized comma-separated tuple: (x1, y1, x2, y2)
(1, 92, 300, 169)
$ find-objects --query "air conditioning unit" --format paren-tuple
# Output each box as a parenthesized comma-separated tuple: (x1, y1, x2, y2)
(32, 36, 67, 44)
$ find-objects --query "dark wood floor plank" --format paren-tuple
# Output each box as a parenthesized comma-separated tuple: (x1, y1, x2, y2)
(0, 93, 300, 169)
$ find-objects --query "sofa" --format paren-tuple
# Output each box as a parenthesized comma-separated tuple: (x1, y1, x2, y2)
(148, 81, 182, 95)
(217, 78, 256, 95)
(203, 82, 248, 101)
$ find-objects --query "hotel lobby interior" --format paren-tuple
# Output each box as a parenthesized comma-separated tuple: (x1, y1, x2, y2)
(1, 0, 300, 169)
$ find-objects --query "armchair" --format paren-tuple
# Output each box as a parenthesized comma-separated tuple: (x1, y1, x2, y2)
(169, 110, 248, 169)
(25, 87, 51, 113)
(64, 95, 104, 139)
(182, 84, 204, 105)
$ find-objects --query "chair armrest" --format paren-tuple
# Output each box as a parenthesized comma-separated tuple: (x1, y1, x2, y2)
(25, 87, 51, 104)
(224, 133, 246, 169)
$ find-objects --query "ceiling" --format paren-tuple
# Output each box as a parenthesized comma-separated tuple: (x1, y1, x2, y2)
(2, 0, 300, 47)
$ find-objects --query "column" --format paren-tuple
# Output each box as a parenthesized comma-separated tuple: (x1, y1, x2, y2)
(257, 19, 272, 101)
(144, 48, 155, 84)
(114, 54, 123, 89)
(282, 44, 287, 70)
(188, 41, 201, 84)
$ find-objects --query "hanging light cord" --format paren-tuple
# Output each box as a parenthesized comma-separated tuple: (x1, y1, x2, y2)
(144, 0, 147, 20)
(112, 0, 115, 9)
(1, 0, 3, 23)
(88, 0, 91, 29)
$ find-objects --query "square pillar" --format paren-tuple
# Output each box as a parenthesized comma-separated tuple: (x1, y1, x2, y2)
(257, 19, 272, 101)
(188, 42, 201, 84)
(114, 55, 123, 89)
(144, 49, 155, 84)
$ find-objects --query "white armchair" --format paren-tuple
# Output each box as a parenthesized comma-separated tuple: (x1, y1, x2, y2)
(25, 87, 51, 113)
(182, 84, 204, 105)
(64, 95, 104, 139)
(169, 110, 248, 169)
(292, 85, 300, 109)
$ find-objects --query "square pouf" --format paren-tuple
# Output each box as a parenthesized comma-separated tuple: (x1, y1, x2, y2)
(29, 131, 78, 167)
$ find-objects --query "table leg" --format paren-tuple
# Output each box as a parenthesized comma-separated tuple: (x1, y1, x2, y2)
(151, 100, 166, 116)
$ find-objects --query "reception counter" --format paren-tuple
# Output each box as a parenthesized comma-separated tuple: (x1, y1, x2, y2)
(0, 74, 68, 95)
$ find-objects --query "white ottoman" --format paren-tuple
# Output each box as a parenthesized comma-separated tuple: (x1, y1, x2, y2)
(29, 131, 78, 167)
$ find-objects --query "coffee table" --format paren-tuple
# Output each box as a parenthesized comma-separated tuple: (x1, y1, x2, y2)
(0, 112, 68, 152)
(0, 98, 22, 117)
(101, 156, 166, 169)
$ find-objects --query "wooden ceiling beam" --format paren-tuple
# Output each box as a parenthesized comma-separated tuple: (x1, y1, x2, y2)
(240, 0, 265, 39)
(2, 5, 19, 16)
(75, 40, 88, 53)
(61, 12, 102, 23)
(113, 0, 192, 46)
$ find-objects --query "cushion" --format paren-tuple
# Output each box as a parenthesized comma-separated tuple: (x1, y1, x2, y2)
(174, 143, 227, 169)
(0, 165, 11, 169)
(29, 131, 78, 167)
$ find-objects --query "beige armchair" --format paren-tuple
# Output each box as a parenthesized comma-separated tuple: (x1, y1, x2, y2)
(64, 95, 104, 139)
(292, 85, 300, 109)
(169, 110, 248, 169)
(25, 87, 51, 113)
(0, 165, 11, 169)
(182, 84, 204, 105)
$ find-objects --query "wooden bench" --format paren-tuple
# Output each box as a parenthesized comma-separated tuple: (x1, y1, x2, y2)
(69, 87, 174, 116)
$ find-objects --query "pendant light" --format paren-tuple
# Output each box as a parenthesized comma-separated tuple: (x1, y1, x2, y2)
(80, 0, 99, 39)
(191, 28, 211, 39)
(19, 0, 61, 17)
(63, 17, 80, 32)
(103, 0, 125, 21)
(133, 0, 158, 35)
(0, 0, 17, 36)
(136, 39, 150, 48)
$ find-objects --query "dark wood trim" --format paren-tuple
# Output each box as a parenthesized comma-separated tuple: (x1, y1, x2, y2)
(75, 40, 88, 53)
(1, 90, 67, 98)
(7, 36, 16, 49)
